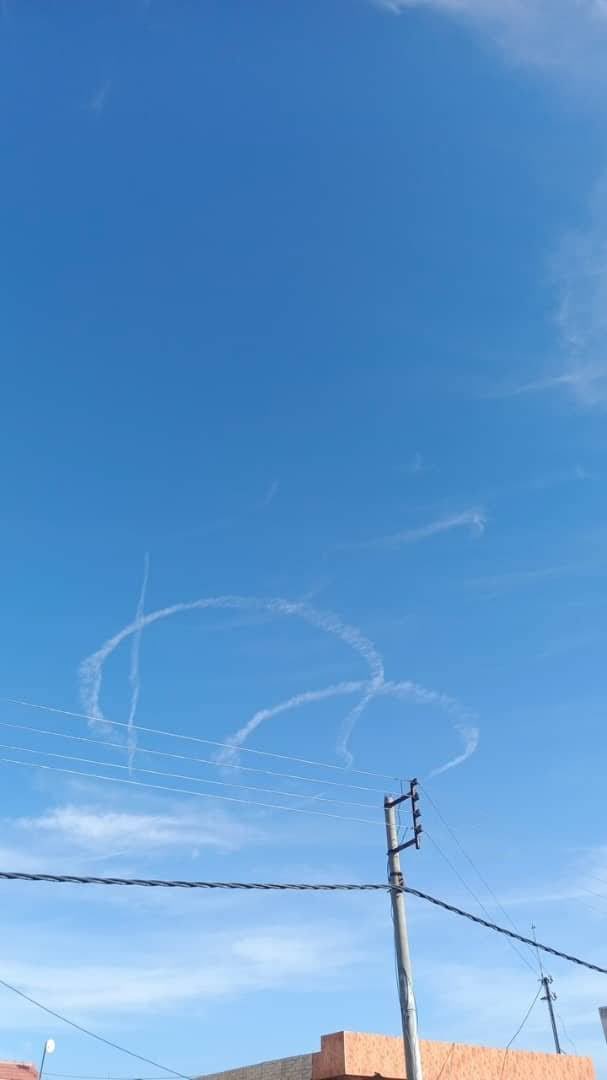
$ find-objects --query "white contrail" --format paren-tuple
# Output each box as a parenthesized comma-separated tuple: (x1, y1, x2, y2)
(79, 593, 479, 778)
(224, 678, 479, 773)
(428, 724, 480, 778)
(126, 553, 150, 772)
(353, 509, 487, 549)
(223, 681, 365, 761)
(80, 596, 384, 754)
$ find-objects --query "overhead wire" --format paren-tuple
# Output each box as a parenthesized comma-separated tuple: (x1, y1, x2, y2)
(421, 784, 539, 972)
(433, 1042, 456, 1080)
(0, 756, 383, 827)
(0, 739, 379, 812)
(0, 973, 189, 1079)
(424, 831, 537, 975)
(4, 698, 401, 781)
(555, 1009, 578, 1055)
(411, 784, 607, 941)
(498, 985, 542, 1079)
(0, 870, 606, 976)
(0, 716, 387, 795)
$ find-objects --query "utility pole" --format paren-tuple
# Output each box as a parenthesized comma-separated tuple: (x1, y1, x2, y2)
(532, 924, 562, 1055)
(541, 976, 562, 1055)
(385, 781, 424, 1080)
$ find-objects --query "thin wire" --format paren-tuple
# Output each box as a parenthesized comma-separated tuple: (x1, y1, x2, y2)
(555, 1009, 578, 1055)
(0, 869, 606, 976)
(532, 924, 545, 979)
(586, 871, 607, 889)
(421, 784, 539, 971)
(578, 885, 607, 907)
(425, 831, 537, 975)
(433, 1043, 455, 1080)
(571, 895, 607, 919)
(0, 756, 383, 827)
(0, 716, 387, 795)
(0, 740, 379, 812)
(0, 974, 189, 1079)
(4, 698, 401, 781)
(498, 985, 542, 1079)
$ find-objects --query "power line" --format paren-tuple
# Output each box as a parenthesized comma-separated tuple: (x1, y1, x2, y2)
(403, 887, 607, 975)
(425, 831, 537, 975)
(0, 756, 383, 827)
(498, 985, 542, 1079)
(421, 784, 538, 972)
(555, 1009, 578, 1055)
(433, 1043, 455, 1080)
(4, 698, 401, 781)
(0, 974, 189, 1079)
(0, 869, 606, 976)
(0, 740, 379, 812)
(0, 716, 387, 795)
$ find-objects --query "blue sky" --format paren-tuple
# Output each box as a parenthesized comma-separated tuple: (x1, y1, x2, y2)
(2, 0, 607, 1076)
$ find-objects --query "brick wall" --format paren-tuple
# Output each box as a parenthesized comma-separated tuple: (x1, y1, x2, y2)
(196, 1052, 313, 1080)
(196, 1030, 595, 1080)
(313, 1030, 595, 1080)
(0, 1064, 38, 1080)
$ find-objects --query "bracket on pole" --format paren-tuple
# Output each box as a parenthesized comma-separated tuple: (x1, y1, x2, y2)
(386, 779, 422, 853)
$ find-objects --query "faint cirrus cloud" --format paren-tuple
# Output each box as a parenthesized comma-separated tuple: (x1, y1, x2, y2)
(373, 0, 607, 80)
(349, 508, 486, 550)
(88, 80, 112, 115)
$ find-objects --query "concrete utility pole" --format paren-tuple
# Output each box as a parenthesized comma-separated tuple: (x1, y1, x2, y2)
(385, 783, 424, 1080)
(532, 924, 562, 1055)
(541, 975, 562, 1055)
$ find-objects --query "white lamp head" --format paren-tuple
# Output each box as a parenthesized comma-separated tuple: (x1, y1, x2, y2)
(44, 1041, 55, 1056)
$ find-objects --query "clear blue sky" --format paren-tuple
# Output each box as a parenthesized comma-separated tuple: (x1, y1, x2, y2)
(2, 0, 607, 1077)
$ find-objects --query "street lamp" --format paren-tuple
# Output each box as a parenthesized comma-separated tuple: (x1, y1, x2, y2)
(38, 1039, 55, 1080)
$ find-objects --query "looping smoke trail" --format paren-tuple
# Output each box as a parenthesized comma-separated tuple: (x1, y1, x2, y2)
(221, 681, 365, 764)
(79, 594, 478, 774)
(80, 597, 382, 749)
(230, 678, 479, 772)
(428, 724, 479, 777)
(127, 553, 150, 772)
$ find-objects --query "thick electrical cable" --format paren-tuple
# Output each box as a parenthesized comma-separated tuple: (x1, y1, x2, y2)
(0, 869, 605, 976)
(425, 831, 536, 975)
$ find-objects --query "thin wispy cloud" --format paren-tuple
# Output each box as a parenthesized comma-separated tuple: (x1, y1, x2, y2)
(483, 178, 607, 409)
(0, 921, 363, 1020)
(374, 0, 607, 78)
(16, 803, 256, 855)
(353, 508, 486, 549)
(260, 479, 279, 507)
(88, 80, 112, 115)
(466, 563, 588, 591)
(551, 186, 607, 408)
(531, 465, 591, 488)
(401, 451, 426, 475)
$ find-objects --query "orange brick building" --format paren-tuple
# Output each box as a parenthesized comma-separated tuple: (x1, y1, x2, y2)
(0, 1064, 38, 1080)
(197, 1029, 595, 1080)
